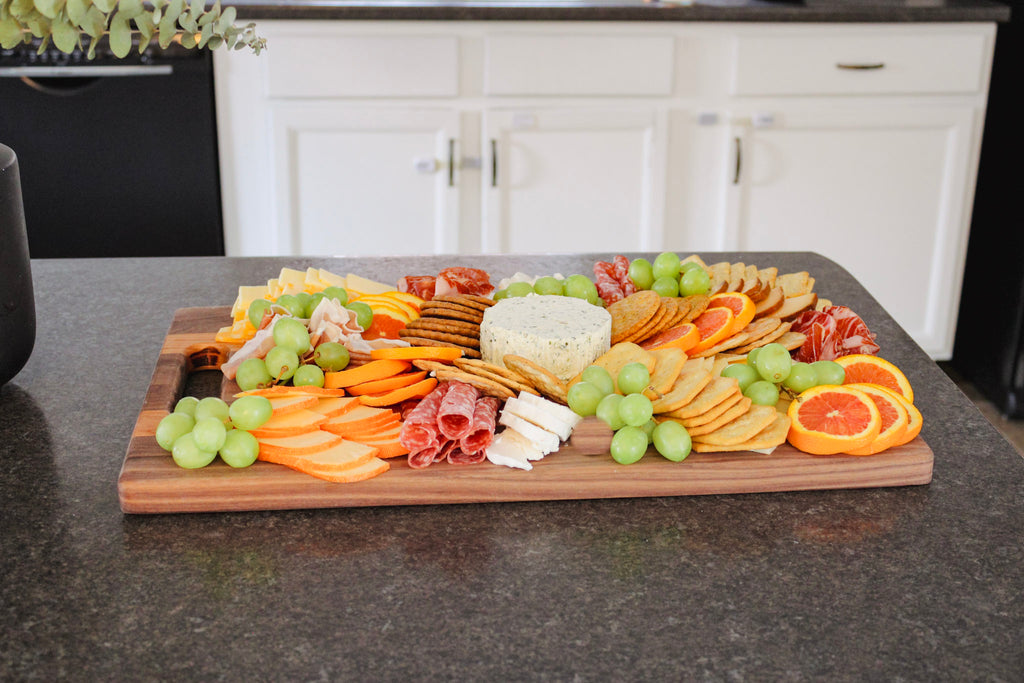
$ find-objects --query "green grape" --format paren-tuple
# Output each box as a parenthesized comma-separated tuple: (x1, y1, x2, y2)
(596, 393, 626, 430)
(679, 261, 704, 275)
(228, 395, 273, 431)
(721, 363, 759, 392)
(219, 429, 260, 469)
(294, 292, 313, 316)
(265, 346, 300, 381)
(314, 342, 350, 372)
(235, 357, 273, 392)
(811, 360, 845, 386)
(171, 432, 218, 469)
(321, 286, 349, 306)
(533, 276, 564, 296)
(628, 258, 655, 290)
(506, 282, 535, 298)
(618, 393, 654, 427)
(744, 380, 780, 407)
(641, 418, 658, 444)
(651, 276, 679, 298)
(194, 396, 230, 423)
(345, 302, 374, 331)
(652, 251, 682, 280)
(293, 364, 325, 387)
(493, 288, 509, 301)
(610, 426, 649, 465)
(155, 412, 195, 452)
(783, 362, 818, 393)
(273, 294, 305, 318)
(173, 395, 199, 417)
(306, 292, 326, 318)
(567, 381, 605, 417)
(754, 343, 792, 384)
(679, 267, 711, 296)
(746, 347, 762, 368)
(247, 299, 271, 328)
(192, 416, 228, 453)
(272, 317, 311, 355)
(652, 420, 692, 462)
(564, 274, 599, 304)
(580, 365, 615, 396)
(616, 362, 651, 395)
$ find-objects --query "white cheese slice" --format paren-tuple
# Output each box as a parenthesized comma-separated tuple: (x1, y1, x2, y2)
(498, 413, 560, 456)
(479, 295, 611, 381)
(486, 429, 541, 470)
(516, 391, 583, 431)
(504, 397, 575, 442)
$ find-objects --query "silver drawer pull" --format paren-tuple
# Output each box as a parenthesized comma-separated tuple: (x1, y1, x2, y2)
(836, 62, 886, 71)
(0, 65, 173, 77)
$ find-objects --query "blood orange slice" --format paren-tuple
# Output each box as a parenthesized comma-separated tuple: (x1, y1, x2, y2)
(872, 384, 922, 446)
(787, 385, 881, 455)
(707, 292, 756, 335)
(842, 383, 909, 455)
(639, 323, 700, 352)
(835, 354, 914, 403)
(690, 307, 735, 354)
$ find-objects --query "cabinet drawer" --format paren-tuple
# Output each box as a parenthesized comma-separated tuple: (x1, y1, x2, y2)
(732, 32, 988, 96)
(484, 34, 674, 96)
(265, 35, 458, 98)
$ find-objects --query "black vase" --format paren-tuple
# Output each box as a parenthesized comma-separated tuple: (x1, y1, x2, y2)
(0, 143, 35, 386)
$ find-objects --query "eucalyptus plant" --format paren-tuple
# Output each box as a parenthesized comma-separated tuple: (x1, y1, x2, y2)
(0, 0, 265, 59)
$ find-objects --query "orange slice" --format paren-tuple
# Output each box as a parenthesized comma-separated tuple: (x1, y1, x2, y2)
(639, 323, 700, 353)
(689, 307, 735, 354)
(872, 384, 922, 446)
(787, 385, 881, 455)
(835, 354, 914, 403)
(370, 346, 463, 362)
(324, 359, 411, 389)
(346, 370, 429, 396)
(842, 383, 910, 455)
(707, 292, 756, 336)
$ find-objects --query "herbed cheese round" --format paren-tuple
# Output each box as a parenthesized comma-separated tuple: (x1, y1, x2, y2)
(480, 295, 612, 381)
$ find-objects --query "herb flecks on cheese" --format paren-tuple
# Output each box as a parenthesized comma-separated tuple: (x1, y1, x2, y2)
(480, 295, 612, 381)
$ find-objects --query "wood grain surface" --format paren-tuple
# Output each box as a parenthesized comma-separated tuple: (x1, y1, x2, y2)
(118, 307, 934, 514)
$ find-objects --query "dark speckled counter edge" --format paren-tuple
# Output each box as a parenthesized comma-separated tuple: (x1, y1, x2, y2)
(230, 2, 1011, 23)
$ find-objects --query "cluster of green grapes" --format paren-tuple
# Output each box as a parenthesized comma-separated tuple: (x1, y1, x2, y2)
(234, 317, 351, 392)
(155, 395, 274, 470)
(627, 252, 712, 299)
(567, 362, 692, 465)
(246, 286, 374, 332)
(492, 274, 602, 306)
(722, 343, 846, 407)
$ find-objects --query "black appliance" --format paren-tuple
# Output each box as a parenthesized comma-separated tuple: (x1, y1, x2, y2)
(951, 1, 1022, 417)
(0, 38, 223, 258)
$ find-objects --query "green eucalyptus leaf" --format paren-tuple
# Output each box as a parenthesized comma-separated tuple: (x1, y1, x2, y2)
(86, 35, 97, 58)
(215, 5, 233, 33)
(65, 0, 89, 25)
(81, 4, 104, 37)
(91, 0, 115, 12)
(178, 27, 194, 48)
(26, 16, 51, 38)
(197, 19, 210, 47)
(33, 0, 64, 20)
(0, 17, 26, 48)
(108, 11, 130, 57)
(162, 0, 182, 24)
(117, 0, 142, 17)
(189, 0, 202, 18)
(151, 0, 166, 9)
(134, 12, 152, 45)
(11, 0, 37, 18)
(34, 32, 49, 51)
(50, 15, 78, 51)
(178, 12, 196, 32)
(197, 9, 214, 27)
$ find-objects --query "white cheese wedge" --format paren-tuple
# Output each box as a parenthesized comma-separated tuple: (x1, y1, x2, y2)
(516, 391, 583, 432)
(486, 429, 542, 471)
(498, 413, 560, 456)
(503, 397, 575, 442)
(479, 295, 611, 382)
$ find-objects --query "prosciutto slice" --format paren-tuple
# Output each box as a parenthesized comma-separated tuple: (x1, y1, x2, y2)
(437, 381, 479, 441)
(433, 267, 494, 297)
(458, 397, 500, 457)
(399, 275, 437, 301)
(791, 305, 879, 362)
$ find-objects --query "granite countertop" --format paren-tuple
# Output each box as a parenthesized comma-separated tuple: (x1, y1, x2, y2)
(228, 0, 1011, 23)
(2, 252, 1021, 679)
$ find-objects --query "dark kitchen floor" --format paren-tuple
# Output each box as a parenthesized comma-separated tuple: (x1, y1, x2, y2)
(940, 363, 1024, 457)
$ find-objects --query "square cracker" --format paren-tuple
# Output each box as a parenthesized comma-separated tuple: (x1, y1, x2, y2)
(691, 405, 780, 446)
(651, 364, 714, 413)
(663, 376, 740, 419)
(732, 321, 791, 355)
(685, 397, 754, 436)
(680, 393, 750, 429)
(691, 413, 791, 453)
(644, 347, 687, 397)
(590, 342, 658, 383)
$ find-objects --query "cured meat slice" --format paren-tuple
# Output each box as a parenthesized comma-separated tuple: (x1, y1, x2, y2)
(613, 255, 637, 296)
(434, 267, 494, 297)
(399, 275, 436, 301)
(399, 382, 452, 455)
(408, 445, 441, 469)
(459, 397, 500, 456)
(827, 306, 881, 356)
(437, 381, 479, 441)
(435, 438, 460, 463)
(593, 261, 625, 305)
(791, 306, 878, 362)
(447, 445, 487, 466)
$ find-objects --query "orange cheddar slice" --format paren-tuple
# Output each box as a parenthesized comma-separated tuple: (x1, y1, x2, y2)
(257, 430, 345, 458)
(357, 377, 438, 407)
(266, 394, 320, 416)
(307, 396, 361, 418)
(248, 409, 328, 438)
(346, 371, 428, 396)
(370, 346, 463, 362)
(324, 359, 411, 389)
(300, 456, 390, 483)
(263, 440, 378, 472)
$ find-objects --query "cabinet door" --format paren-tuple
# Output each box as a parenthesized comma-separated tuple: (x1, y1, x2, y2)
(725, 105, 979, 359)
(481, 109, 666, 254)
(271, 106, 460, 256)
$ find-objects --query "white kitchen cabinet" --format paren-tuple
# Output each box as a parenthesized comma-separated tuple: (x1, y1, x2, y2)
(214, 20, 996, 359)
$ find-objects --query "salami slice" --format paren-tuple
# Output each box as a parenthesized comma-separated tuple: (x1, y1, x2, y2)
(400, 382, 452, 454)
(399, 275, 437, 301)
(459, 397, 500, 456)
(434, 267, 494, 297)
(612, 255, 636, 295)
(593, 261, 625, 305)
(447, 445, 487, 466)
(408, 445, 441, 469)
(437, 381, 479, 440)
(435, 439, 460, 463)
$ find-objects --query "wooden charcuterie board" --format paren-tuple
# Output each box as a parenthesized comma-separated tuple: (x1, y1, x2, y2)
(117, 307, 934, 514)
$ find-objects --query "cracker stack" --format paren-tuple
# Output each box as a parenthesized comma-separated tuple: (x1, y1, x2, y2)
(398, 294, 492, 359)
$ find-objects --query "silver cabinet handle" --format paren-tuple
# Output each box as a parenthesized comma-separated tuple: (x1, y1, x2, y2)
(0, 65, 173, 77)
(447, 138, 455, 188)
(836, 62, 885, 71)
(732, 136, 742, 185)
(490, 139, 498, 188)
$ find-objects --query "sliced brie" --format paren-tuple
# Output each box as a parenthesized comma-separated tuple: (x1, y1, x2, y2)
(504, 397, 575, 442)
(516, 391, 583, 431)
(498, 413, 560, 456)
(486, 429, 540, 471)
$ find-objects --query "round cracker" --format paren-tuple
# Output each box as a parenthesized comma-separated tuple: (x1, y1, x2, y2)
(435, 368, 515, 400)
(608, 290, 661, 344)
(398, 328, 480, 348)
(502, 354, 568, 404)
(405, 317, 480, 335)
(452, 358, 539, 396)
(417, 304, 485, 324)
(431, 294, 494, 310)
